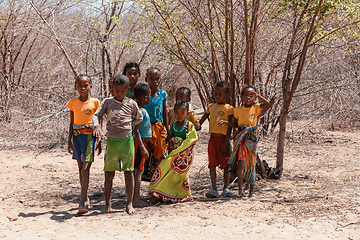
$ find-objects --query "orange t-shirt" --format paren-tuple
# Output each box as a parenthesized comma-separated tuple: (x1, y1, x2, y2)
(233, 103, 261, 127)
(206, 103, 234, 135)
(66, 97, 100, 134)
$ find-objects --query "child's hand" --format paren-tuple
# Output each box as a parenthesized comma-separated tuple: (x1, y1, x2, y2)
(221, 141, 229, 154)
(93, 126, 102, 153)
(93, 126, 102, 139)
(140, 146, 149, 159)
(166, 134, 171, 145)
(95, 138, 102, 155)
(218, 120, 229, 126)
(68, 142, 73, 154)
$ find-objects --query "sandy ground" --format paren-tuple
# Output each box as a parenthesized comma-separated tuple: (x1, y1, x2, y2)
(1, 121, 359, 239)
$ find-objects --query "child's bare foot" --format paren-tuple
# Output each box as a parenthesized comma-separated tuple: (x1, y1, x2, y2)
(77, 203, 89, 215)
(84, 196, 91, 209)
(106, 204, 113, 213)
(126, 204, 136, 215)
(238, 191, 245, 198)
(248, 191, 255, 197)
(149, 195, 158, 204)
(133, 199, 151, 208)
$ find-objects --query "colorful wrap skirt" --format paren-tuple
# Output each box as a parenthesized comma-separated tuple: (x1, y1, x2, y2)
(149, 123, 198, 203)
(228, 126, 258, 184)
(148, 121, 167, 161)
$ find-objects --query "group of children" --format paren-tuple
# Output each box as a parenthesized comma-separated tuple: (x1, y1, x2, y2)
(66, 62, 273, 215)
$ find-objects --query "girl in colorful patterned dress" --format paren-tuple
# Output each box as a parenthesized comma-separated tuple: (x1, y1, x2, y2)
(169, 100, 192, 153)
(149, 100, 198, 202)
(219, 85, 273, 197)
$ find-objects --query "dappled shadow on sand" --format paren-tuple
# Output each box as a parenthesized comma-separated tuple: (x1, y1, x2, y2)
(17, 192, 145, 222)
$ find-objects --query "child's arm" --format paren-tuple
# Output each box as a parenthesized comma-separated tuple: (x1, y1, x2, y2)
(92, 100, 107, 150)
(134, 124, 149, 159)
(190, 112, 201, 131)
(94, 120, 102, 155)
(93, 100, 102, 155)
(168, 131, 175, 153)
(199, 112, 210, 127)
(260, 96, 275, 116)
(256, 92, 271, 109)
(67, 111, 74, 154)
(162, 99, 170, 143)
(218, 117, 238, 128)
(221, 115, 233, 154)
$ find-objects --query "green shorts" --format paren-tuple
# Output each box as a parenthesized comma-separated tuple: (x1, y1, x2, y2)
(104, 135, 135, 172)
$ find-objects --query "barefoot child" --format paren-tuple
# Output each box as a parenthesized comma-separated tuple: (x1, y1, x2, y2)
(149, 99, 198, 202)
(132, 83, 152, 207)
(220, 85, 274, 197)
(199, 81, 234, 198)
(92, 74, 148, 214)
(123, 62, 141, 98)
(168, 100, 193, 153)
(168, 87, 201, 131)
(66, 74, 100, 214)
(144, 67, 169, 163)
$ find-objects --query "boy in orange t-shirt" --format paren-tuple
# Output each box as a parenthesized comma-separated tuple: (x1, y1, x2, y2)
(199, 81, 234, 198)
(66, 74, 100, 214)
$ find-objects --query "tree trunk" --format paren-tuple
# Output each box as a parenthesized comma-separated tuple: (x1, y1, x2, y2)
(275, 0, 323, 178)
(276, 104, 288, 176)
(101, 46, 106, 99)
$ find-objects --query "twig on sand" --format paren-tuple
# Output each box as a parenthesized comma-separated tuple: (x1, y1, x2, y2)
(195, 197, 232, 202)
(342, 222, 360, 228)
(35, 141, 61, 159)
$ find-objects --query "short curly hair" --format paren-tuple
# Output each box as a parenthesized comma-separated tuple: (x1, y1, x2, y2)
(215, 81, 231, 94)
(122, 62, 140, 76)
(174, 99, 189, 111)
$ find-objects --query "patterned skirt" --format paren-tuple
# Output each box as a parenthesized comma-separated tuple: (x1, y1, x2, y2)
(228, 126, 258, 184)
(149, 123, 198, 202)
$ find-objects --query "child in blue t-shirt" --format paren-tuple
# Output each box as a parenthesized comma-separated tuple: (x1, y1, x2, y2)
(133, 83, 152, 207)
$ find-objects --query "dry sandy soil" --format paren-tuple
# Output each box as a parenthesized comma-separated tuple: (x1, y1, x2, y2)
(1, 121, 359, 239)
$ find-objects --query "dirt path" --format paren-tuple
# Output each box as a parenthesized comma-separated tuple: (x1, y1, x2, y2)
(1, 122, 359, 239)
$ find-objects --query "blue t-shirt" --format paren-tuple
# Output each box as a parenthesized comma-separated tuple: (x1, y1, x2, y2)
(132, 107, 152, 138)
(138, 107, 152, 138)
(144, 89, 167, 124)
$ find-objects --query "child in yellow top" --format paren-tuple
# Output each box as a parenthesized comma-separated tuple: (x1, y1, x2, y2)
(66, 74, 100, 214)
(199, 81, 234, 198)
(168, 87, 201, 131)
(220, 85, 274, 197)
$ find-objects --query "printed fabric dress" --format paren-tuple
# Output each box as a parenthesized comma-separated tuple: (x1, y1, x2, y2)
(228, 126, 258, 184)
(148, 122, 198, 202)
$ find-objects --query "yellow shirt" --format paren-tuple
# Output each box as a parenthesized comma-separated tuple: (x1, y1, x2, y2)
(206, 103, 234, 135)
(66, 97, 100, 134)
(233, 104, 261, 127)
(168, 108, 200, 127)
